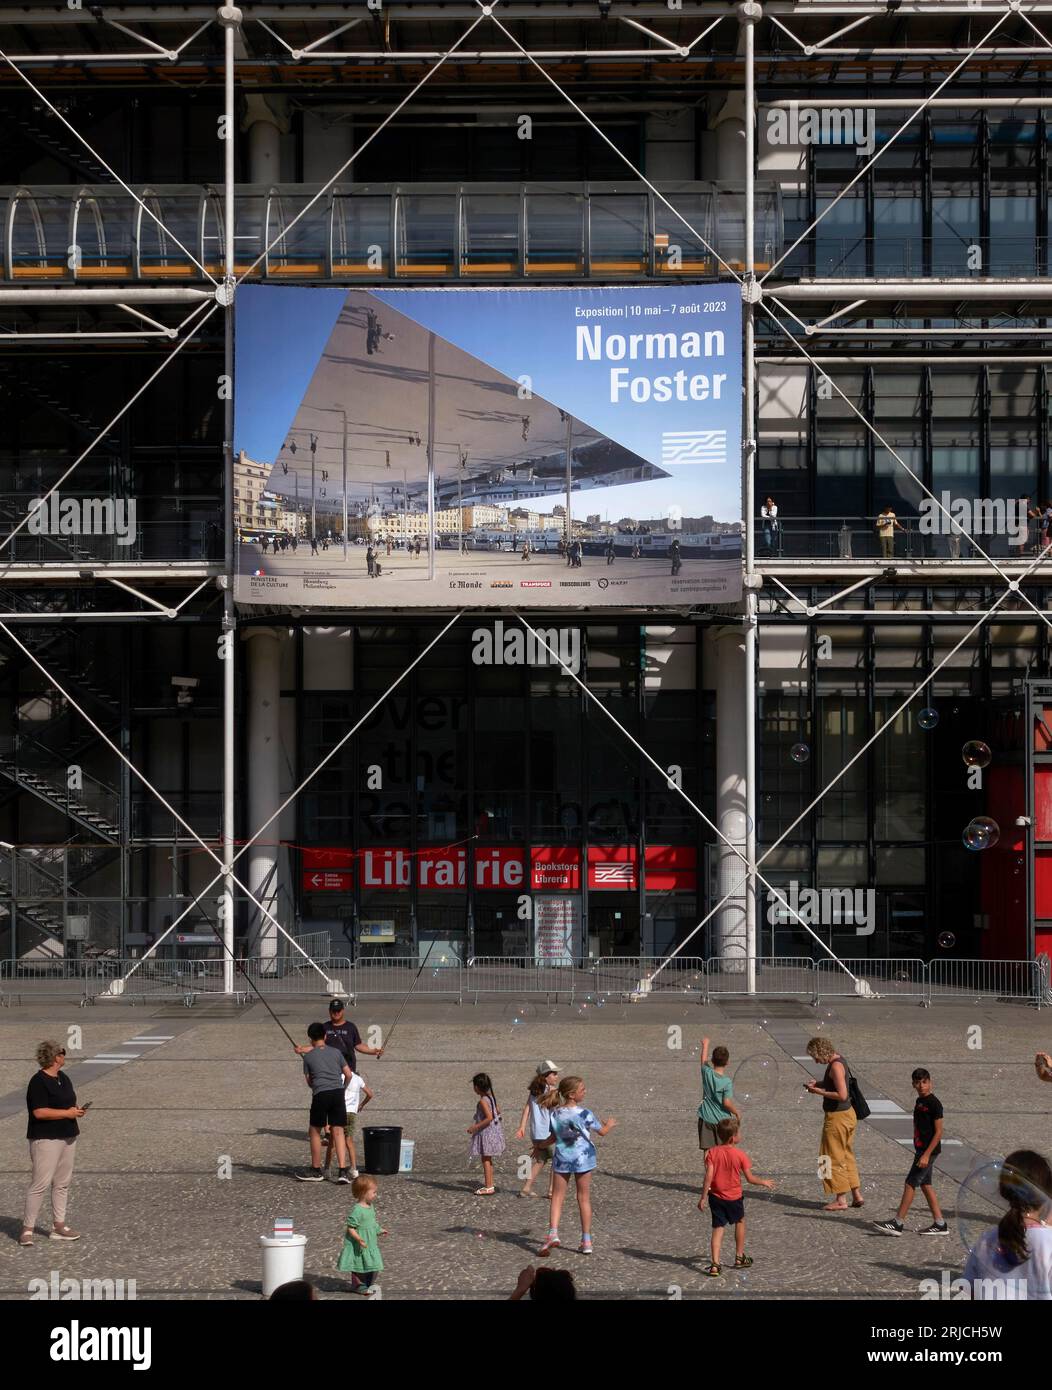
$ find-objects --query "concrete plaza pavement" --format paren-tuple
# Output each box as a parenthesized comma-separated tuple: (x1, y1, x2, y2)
(0, 994, 1049, 1300)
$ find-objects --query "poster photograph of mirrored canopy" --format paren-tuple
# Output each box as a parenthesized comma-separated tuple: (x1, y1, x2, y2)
(234, 285, 742, 608)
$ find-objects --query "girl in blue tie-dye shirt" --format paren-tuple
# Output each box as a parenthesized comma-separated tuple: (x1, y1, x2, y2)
(539, 1076, 617, 1257)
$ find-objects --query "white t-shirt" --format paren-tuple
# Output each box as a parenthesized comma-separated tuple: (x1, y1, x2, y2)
(963, 1224, 1052, 1299)
(344, 1072, 367, 1114)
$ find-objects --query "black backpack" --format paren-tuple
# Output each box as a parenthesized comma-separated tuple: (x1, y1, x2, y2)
(842, 1059, 871, 1121)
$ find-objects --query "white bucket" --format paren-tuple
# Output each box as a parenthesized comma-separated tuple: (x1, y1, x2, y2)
(260, 1232, 308, 1297)
(399, 1139, 415, 1172)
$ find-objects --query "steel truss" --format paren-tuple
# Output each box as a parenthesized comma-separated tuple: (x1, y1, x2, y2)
(0, 0, 1047, 989)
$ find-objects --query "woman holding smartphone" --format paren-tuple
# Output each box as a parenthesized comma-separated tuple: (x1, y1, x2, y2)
(19, 1040, 86, 1247)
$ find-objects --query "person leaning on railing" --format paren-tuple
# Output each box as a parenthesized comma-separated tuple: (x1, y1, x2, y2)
(20, 1040, 86, 1247)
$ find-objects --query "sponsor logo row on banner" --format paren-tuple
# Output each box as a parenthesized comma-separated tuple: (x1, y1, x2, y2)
(302, 844, 696, 892)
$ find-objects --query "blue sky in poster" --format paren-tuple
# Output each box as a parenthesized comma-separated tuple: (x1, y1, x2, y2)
(372, 285, 742, 515)
(234, 285, 346, 462)
(234, 285, 742, 523)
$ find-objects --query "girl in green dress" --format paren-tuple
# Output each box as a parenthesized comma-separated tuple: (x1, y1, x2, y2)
(337, 1176, 386, 1297)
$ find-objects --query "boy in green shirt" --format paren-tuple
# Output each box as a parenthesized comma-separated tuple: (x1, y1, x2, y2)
(699, 1037, 741, 1152)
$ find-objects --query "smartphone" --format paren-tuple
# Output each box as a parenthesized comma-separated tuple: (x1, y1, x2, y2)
(80, 1101, 93, 1111)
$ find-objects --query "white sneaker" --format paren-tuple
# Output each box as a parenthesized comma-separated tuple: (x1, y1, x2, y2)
(350, 1168, 360, 1179)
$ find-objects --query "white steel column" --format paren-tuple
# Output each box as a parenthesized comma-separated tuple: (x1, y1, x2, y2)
(742, 1, 761, 991)
(243, 627, 284, 965)
(219, 4, 241, 994)
(712, 626, 749, 965)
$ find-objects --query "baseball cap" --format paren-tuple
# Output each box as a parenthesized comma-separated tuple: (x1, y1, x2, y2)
(328, 999, 346, 1013)
(537, 1059, 559, 1076)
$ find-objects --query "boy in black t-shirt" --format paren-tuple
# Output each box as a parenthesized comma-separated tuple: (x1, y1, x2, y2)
(873, 1069, 948, 1236)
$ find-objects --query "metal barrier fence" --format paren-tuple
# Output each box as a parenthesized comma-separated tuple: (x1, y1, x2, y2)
(2, 955, 1048, 1008)
(814, 958, 928, 1002)
(593, 956, 707, 1000)
(350, 956, 465, 1002)
(705, 957, 816, 1000)
(241, 957, 352, 999)
(466, 957, 585, 1005)
(927, 957, 1049, 1006)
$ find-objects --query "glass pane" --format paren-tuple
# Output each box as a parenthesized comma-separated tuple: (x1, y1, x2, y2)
(525, 193, 583, 273)
(461, 194, 519, 273)
(396, 194, 455, 274)
(589, 194, 647, 273)
(333, 195, 389, 271)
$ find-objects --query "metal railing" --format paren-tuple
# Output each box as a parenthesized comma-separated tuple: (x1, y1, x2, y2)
(927, 957, 1048, 1005)
(0, 182, 781, 285)
(467, 956, 588, 1005)
(782, 236, 1048, 281)
(754, 517, 1050, 563)
(240, 956, 352, 999)
(3, 954, 1046, 1008)
(814, 957, 928, 1001)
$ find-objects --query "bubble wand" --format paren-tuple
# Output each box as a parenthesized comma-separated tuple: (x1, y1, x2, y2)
(379, 938, 438, 1056)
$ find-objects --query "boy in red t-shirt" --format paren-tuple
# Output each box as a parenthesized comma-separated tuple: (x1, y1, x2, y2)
(697, 1117, 775, 1277)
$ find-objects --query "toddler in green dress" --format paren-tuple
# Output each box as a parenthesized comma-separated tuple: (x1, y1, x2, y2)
(337, 1175, 386, 1297)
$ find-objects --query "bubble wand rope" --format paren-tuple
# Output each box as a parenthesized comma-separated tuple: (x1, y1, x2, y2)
(380, 939, 438, 1055)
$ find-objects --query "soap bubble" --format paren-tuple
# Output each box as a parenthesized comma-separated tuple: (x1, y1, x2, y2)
(937, 931, 956, 950)
(963, 817, 1000, 851)
(962, 740, 992, 768)
(576, 994, 597, 1018)
(956, 1158, 1052, 1258)
(790, 743, 810, 764)
(917, 707, 940, 731)
(731, 1053, 780, 1106)
(504, 1002, 534, 1031)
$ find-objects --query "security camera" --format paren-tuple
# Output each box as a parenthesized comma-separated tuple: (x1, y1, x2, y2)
(171, 676, 200, 689)
(1016, 815, 1032, 827)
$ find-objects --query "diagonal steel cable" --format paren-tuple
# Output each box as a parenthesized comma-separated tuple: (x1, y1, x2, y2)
(0, 42, 219, 285)
(512, 611, 863, 983)
(760, 2, 1016, 284)
(0, 612, 463, 983)
(762, 296, 1052, 636)
(651, 585, 1022, 979)
(0, 300, 218, 561)
(481, 3, 743, 284)
(236, 8, 492, 285)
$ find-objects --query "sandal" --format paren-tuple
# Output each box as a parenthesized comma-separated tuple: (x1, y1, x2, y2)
(474, 1186, 496, 1196)
(519, 1189, 539, 1198)
(734, 1254, 753, 1269)
(704, 1263, 722, 1278)
(852, 1199, 865, 1209)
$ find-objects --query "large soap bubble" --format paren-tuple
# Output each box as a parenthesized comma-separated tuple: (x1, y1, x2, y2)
(731, 1053, 780, 1106)
(917, 707, 940, 731)
(962, 740, 992, 768)
(956, 1157, 1052, 1260)
(962, 817, 1000, 851)
(790, 743, 810, 764)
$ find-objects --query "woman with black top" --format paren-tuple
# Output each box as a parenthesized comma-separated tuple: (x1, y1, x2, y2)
(20, 1040, 85, 1247)
(805, 1035, 864, 1212)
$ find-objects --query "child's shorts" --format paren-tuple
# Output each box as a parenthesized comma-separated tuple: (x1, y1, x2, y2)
(344, 1114, 359, 1140)
(709, 1194, 745, 1228)
(905, 1157, 937, 1187)
(553, 1158, 597, 1178)
(698, 1119, 721, 1150)
(309, 1088, 348, 1130)
(530, 1141, 551, 1163)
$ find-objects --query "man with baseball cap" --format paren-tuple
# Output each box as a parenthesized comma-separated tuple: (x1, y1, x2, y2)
(295, 999, 384, 1073)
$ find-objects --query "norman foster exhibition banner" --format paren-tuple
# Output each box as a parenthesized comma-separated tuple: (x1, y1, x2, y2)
(234, 285, 743, 608)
